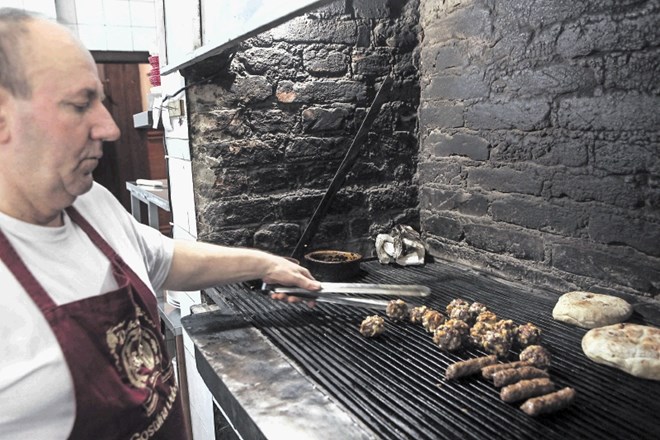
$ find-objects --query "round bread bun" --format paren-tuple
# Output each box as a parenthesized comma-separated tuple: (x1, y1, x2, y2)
(582, 323, 660, 381)
(552, 291, 633, 328)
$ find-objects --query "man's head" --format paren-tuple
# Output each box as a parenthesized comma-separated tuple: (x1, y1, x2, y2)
(0, 9, 120, 226)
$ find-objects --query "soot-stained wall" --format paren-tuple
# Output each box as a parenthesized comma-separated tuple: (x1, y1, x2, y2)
(186, 0, 421, 258)
(185, 0, 659, 298)
(417, 0, 660, 298)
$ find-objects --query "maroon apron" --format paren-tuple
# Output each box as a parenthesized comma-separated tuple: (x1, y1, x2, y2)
(0, 207, 190, 440)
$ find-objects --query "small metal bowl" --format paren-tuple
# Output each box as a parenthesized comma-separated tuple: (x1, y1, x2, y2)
(303, 250, 363, 281)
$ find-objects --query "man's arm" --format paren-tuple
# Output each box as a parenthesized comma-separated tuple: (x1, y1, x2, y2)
(161, 240, 321, 293)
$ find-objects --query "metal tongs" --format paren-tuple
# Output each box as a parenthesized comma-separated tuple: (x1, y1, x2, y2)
(261, 282, 430, 309)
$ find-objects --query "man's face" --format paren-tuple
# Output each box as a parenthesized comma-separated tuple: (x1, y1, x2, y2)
(4, 21, 120, 220)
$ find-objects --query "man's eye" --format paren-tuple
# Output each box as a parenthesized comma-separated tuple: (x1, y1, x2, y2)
(71, 102, 91, 112)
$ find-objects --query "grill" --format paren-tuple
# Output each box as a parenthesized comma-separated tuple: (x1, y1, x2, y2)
(206, 259, 660, 440)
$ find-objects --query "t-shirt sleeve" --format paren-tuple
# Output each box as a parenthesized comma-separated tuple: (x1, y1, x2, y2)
(131, 221, 174, 291)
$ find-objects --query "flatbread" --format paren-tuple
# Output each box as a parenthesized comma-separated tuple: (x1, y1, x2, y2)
(552, 291, 633, 328)
(582, 323, 660, 381)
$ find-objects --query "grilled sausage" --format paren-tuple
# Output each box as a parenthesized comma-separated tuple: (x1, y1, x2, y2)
(445, 355, 498, 380)
(492, 366, 549, 387)
(520, 387, 576, 416)
(481, 361, 532, 379)
(500, 378, 555, 403)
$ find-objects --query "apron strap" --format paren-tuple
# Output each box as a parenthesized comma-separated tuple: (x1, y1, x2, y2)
(66, 206, 161, 323)
(0, 227, 57, 311)
(66, 207, 121, 260)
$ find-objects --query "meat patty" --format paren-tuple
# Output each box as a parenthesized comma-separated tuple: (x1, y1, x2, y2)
(422, 309, 446, 333)
(386, 299, 408, 321)
(469, 321, 493, 347)
(446, 298, 470, 315)
(468, 302, 488, 322)
(449, 304, 471, 322)
(482, 329, 513, 358)
(519, 345, 552, 369)
(359, 315, 385, 337)
(409, 305, 429, 324)
(475, 310, 498, 324)
(433, 319, 469, 352)
(516, 323, 542, 347)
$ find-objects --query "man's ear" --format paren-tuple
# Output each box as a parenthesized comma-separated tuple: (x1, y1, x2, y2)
(0, 88, 11, 144)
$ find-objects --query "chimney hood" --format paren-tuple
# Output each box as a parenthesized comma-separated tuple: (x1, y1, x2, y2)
(160, 0, 337, 75)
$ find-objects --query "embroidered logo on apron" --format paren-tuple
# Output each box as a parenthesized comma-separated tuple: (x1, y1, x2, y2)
(106, 305, 170, 416)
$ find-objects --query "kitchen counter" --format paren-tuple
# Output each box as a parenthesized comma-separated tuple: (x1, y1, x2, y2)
(181, 294, 374, 440)
(125, 180, 170, 230)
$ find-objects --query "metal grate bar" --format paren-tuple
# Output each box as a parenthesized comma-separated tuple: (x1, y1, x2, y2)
(214, 260, 660, 440)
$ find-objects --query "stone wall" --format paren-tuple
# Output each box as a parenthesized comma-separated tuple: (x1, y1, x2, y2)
(186, 0, 421, 257)
(417, 0, 660, 297)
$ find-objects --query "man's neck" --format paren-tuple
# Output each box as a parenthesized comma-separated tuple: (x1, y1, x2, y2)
(0, 186, 65, 227)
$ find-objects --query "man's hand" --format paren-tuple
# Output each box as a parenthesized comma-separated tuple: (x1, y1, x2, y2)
(262, 256, 321, 306)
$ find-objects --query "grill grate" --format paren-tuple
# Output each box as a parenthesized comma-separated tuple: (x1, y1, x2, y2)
(210, 259, 660, 440)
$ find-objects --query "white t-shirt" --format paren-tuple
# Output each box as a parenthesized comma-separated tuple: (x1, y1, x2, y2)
(0, 183, 175, 439)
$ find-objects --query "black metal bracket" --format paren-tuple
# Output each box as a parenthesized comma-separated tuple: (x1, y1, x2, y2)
(291, 74, 394, 260)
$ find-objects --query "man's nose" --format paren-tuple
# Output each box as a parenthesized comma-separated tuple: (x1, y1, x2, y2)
(91, 102, 121, 142)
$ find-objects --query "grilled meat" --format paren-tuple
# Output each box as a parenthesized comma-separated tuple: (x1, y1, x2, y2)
(433, 319, 469, 352)
(482, 329, 513, 358)
(468, 302, 488, 322)
(516, 323, 542, 347)
(520, 387, 576, 416)
(386, 299, 408, 322)
(449, 304, 471, 322)
(409, 305, 429, 324)
(519, 345, 552, 369)
(495, 319, 517, 342)
(445, 355, 498, 380)
(475, 310, 498, 324)
(359, 315, 385, 338)
(446, 298, 470, 315)
(422, 309, 446, 333)
(481, 361, 532, 379)
(469, 321, 493, 347)
(500, 378, 555, 403)
(492, 366, 550, 387)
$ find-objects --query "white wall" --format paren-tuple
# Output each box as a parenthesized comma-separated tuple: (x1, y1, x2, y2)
(0, 0, 157, 52)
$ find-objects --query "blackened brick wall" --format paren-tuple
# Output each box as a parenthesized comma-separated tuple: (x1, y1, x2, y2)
(418, 0, 660, 298)
(186, 0, 421, 258)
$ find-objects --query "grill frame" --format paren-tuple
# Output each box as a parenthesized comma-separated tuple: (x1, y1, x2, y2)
(195, 259, 660, 440)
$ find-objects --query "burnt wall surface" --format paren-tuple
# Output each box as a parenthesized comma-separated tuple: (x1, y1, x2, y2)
(186, 0, 421, 257)
(418, 0, 660, 297)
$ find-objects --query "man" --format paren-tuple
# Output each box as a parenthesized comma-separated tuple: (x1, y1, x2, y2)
(0, 8, 320, 439)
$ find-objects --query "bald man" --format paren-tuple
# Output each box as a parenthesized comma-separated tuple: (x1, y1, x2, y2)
(0, 9, 319, 439)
